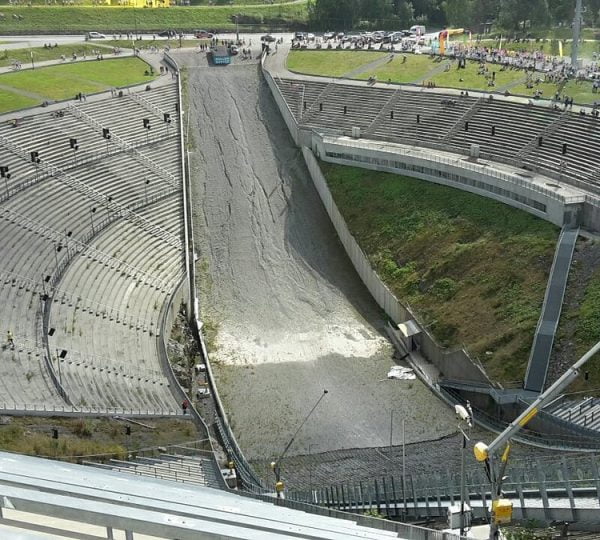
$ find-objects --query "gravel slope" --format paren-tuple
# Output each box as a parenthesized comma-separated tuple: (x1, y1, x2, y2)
(180, 55, 457, 460)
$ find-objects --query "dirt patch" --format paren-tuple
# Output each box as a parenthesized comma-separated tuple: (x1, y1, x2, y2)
(0, 416, 201, 460)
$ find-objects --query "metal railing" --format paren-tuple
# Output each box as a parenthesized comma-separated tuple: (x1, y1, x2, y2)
(0, 403, 182, 417)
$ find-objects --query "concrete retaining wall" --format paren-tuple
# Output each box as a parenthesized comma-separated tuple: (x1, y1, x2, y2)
(302, 148, 490, 384)
(261, 59, 299, 145)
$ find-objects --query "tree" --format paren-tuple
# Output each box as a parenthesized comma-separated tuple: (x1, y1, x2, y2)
(359, 0, 394, 22)
(395, 0, 415, 26)
(308, 0, 360, 30)
(443, 0, 475, 27)
(498, 0, 549, 31)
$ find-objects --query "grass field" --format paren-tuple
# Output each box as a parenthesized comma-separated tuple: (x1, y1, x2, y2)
(322, 163, 559, 383)
(287, 50, 387, 77)
(429, 60, 526, 91)
(0, 57, 154, 103)
(0, 43, 104, 68)
(0, 87, 39, 113)
(355, 54, 438, 84)
(287, 50, 600, 104)
(0, 3, 307, 33)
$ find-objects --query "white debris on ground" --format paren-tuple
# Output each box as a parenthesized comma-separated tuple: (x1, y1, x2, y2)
(387, 365, 416, 380)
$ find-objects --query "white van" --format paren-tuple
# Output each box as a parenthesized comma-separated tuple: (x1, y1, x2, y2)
(410, 25, 426, 36)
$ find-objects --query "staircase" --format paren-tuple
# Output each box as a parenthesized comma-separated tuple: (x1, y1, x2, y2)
(84, 450, 223, 489)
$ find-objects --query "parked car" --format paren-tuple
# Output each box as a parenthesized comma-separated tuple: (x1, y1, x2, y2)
(323, 31, 335, 40)
(294, 31, 307, 40)
(261, 34, 277, 42)
(158, 30, 177, 38)
(86, 32, 106, 39)
(195, 29, 213, 39)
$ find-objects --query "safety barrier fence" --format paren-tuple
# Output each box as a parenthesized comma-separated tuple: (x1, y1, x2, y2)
(0, 403, 184, 417)
(235, 489, 471, 540)
(286, 452, 600, 525)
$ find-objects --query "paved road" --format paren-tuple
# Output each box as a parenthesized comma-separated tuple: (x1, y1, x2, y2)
(178, 51, 457, 460)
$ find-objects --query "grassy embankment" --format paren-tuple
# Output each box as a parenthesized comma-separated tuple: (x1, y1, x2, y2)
(322, 163, 559, 383)
(0, 416, 199, 460)
(0, 57, 155, 112)
(0, 2, 307, 33)
(0, 42, 105, 67)
(287, 50, 600, 104)
(556, 261, 600, 392)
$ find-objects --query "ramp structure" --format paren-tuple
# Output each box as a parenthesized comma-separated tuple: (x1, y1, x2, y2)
(524, 227, 579, 393)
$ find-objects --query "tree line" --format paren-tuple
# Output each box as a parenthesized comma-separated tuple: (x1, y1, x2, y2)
(307, 0, 600, 32)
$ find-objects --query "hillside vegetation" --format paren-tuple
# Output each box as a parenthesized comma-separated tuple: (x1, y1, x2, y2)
(0, 3, 307, 33)
(322, 163, 559, 383)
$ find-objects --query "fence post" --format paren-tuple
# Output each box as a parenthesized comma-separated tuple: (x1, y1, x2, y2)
(536, 458, 551, 521)
(374, 478, 381, 515)
(561, 457, 577, 522)
(391, 475, 399, 518)
(590, 454, 600, 507)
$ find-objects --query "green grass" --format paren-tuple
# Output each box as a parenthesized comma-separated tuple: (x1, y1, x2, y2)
(0, 3, 307, 32)
(287, 50, 387, 78)
(0, 87, 39, 113)
(429, 60, 526, 91)
(560, 265, 600, 392)
(509, 79, 561, 100)
(560, 80, 599, 105)
(0, 57, 155, 102)
(322, 163, 559, 383)
(355, 54, 437, 84)
(0, 43, 103, 68)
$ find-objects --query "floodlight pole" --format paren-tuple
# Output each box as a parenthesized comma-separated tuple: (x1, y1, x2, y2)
(271, 389, 328, 498)
(571, 0, 583, 69)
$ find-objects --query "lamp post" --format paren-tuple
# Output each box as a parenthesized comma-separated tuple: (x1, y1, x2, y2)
(90, 207, 96, 234)
(0, 166, 10, 199)
(455, 402, 473, 536)
(271, 389, 328, 499)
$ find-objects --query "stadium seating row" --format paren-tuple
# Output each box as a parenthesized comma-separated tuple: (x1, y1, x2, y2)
(275, 78, 600, 193)
(0, 83, 184, 413)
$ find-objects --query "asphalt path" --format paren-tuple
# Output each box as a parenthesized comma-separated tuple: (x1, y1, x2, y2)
(0, 32, 295, 50)
(178, 51, 457, 461)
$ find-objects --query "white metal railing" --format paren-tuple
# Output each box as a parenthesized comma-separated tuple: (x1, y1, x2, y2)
(0, 207, 174, 291)
(68, 104, 179, 188)
(0, 135, 182, 250)
(0, 403, 182, 416)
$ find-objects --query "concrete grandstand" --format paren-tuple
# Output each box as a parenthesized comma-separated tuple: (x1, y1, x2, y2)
(0, 80, 184, 415)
